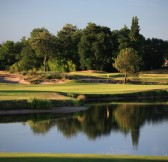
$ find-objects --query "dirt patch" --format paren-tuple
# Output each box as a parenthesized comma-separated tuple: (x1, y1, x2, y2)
(0, 71, 30, 84)
(0, 76, 30, 84)
(0, 71, 67, 84)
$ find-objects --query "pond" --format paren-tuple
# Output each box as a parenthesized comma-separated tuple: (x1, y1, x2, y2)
(0, 102, 168, 156)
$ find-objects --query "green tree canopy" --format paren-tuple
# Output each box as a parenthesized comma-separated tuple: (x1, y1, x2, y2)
(143, 38, 168, 70)
(129, 16, 145, 57)
(113, 48, 142, 83)
(1, 17, 168, 73)
(118, 25, 131, 50)
(56, 24, 81, 70)
(29, 28, 56, 71)
(129, 16, 140, 42)
(0, 40, 24, 70)
(78, 23, 113, 71)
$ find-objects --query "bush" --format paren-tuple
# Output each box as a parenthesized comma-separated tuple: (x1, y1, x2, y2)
(28, 98, 52, 109)
(45, 73, 53, 79)
(67, 60, 76, 72)
(28, 68, 37, 76)
(48, 59, 66, 72)
(9, 62, 21, 72)
(21, 71, 27, 75)
(73, 94, 86, 106)
(76, 94, 86, 102)
(48, 59, 76, 72)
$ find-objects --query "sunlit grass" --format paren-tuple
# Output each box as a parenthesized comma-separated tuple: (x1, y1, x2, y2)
(67, 70, 168, 83)
(0, 153, 168, 162)
(1, 69, 168, 100)
(0, 82, 168, 100)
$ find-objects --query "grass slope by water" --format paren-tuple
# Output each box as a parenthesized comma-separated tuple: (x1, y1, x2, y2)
(0, 153, 168, 162)
(0, 82, 168, 100)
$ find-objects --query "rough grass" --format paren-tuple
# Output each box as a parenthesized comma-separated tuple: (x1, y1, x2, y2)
(0, 153, 168, 162)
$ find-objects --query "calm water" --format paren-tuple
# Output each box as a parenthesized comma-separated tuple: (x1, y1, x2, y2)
(0, 103, 168, 155)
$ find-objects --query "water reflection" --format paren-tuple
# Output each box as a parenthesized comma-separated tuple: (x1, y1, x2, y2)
(56, 104, 168, 146)
(27, 120, 56, 134)
(20, 103, 168, 147)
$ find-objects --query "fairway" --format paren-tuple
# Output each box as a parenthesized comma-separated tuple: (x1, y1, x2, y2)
(0, 82, 168, 100)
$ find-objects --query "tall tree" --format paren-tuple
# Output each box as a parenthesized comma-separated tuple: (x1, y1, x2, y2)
(0, 41, 23, 70)
(129, 16, 140, 41)
(111, 30, 120, 57)
(29, 28, 56, 71)
(129, 16, 145, 54)
(142, 38, 166, 70)
(118, 25, 131, 50)
(19, 43, 41, 71)
(78, 23, 113, 71)
(113, 48, 142, 83)
(56, 24, 82, 70)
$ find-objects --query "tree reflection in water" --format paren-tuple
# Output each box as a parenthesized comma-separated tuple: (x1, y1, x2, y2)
(27, 103, 168, 146)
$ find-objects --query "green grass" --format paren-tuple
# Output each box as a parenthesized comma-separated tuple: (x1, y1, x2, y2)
(139, 73, 168, 83)
(1, 69, 168, 100)
(0, 82, 168, 100)
(67, 70, 168, 84)
(67, 71, 114, 78)
(0, 153, 168, 162)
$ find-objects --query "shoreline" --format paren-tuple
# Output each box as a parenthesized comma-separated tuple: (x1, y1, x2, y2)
(0, 89, 168, 114)
(0, 106, 88, 115)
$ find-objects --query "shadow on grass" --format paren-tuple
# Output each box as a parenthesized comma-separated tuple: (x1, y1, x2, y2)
(58, 89, 168, 102)
(85, 89, 168, 102)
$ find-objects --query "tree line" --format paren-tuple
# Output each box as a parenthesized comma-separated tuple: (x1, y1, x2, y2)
(0, 16, 168, 73)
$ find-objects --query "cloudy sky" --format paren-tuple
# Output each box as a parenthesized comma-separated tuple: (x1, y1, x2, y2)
(0, 0, 168, 43)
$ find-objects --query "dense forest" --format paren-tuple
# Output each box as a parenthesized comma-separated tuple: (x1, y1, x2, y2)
(0, 16, 168, 73)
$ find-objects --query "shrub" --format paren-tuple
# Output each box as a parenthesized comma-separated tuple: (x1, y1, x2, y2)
(9, 62, 21, 72)
(48, 59, 66, 72)
(48, 59, 76, 72)
(28, 68, 37, 76)
(45, 73, 53, 79)
(21, 71, 27, 75)
(28, 98, 52, 109)
(76, 94, 86, 102)
(67, 91, 74, 98)
(67, 60, 76, 72)
(73, 94, 86, 106)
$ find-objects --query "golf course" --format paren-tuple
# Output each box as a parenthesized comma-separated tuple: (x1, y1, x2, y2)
(1, 1, 168, 160)
(0, 70, 168, 101)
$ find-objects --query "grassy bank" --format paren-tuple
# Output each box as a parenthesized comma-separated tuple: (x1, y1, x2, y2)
(0, 153, 168, 162)
(1, 70, 168, 103)
(0, 82, 168, 101)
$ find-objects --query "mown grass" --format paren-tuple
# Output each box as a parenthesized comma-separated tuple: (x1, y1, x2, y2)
(0, 153, 168, 162)
(67, 70, 168, 84)
(0, 69, 168, 100)
(0, 82, 168, 100)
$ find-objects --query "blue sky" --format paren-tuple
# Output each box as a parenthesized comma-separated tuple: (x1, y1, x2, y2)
(0, 0, 168, 43)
